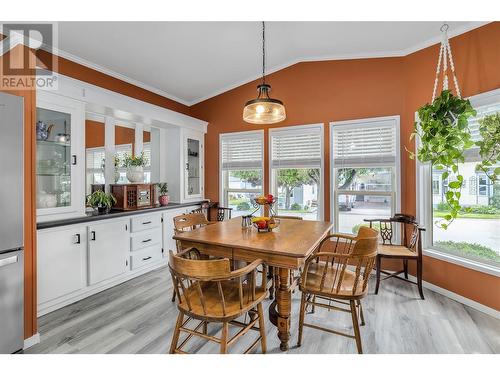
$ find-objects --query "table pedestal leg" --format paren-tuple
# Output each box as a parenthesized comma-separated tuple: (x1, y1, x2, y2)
(276, 267, 291, 351)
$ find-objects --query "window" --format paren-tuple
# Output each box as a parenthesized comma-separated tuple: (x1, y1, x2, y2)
(331, 116, 400, 234)
(269, 124, 323, 220)
(143, 142, 151, 183)
(85, 147, 105, 194)
(417, 89, 500, 272)
(115, 144, 133, 184)
(220, 131, 264, 217)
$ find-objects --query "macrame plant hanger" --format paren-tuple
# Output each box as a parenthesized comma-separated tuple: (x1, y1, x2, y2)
(431, 23, 462, 102)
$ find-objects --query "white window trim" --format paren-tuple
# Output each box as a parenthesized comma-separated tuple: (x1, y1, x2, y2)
(268, 123, 325, 221)
(219, 130, 265, 209)
(330, 115, 401, 233)
(415, 88, 500, 277)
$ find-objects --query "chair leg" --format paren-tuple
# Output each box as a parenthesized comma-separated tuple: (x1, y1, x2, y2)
(257, 303, 267, 354)
(203, 321, 208, 335)
(350, 300, 363, 354)
(357, 300, 365, 326)
(171, 290, 176, 302)
(220, 322, 229, 354)
(311, 295, 316, 314)
(417, 258, 425, 300)
(269, 267, 275, 300)
(403, 259, 409, 279)
(297, 292, 307, 347)
(169, 311, 184, 354)
(375, 256, 381, 295)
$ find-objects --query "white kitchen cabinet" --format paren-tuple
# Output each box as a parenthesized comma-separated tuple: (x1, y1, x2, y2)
(183, 129, 204, 201)
(162, 208, 184, 255)
(164, 128, 205, 203)
(36, 91, 85, 222)
(88, 219, 129, 285)
(37, 225, 87, 305)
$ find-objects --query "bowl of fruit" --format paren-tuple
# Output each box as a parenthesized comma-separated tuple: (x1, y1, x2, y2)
(251, 216, 280, 232)
(254, 194, 276, 206)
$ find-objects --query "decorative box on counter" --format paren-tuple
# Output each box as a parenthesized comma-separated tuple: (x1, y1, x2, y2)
(110, 183, 157, 210)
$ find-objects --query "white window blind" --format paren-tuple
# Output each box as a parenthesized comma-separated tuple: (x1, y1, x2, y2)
(270, 126, 322, 168)
(221, 132, 263, 170)
(143, 142, 151, 167)
(86, 148, 105, 170)
(115, 144, 132, 164)
(332, 120, 397, 168)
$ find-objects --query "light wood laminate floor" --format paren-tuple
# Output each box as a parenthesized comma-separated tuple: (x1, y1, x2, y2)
(26, 266, 500, 354)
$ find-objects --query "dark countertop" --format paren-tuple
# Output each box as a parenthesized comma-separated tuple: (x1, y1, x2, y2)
(37, 201, 207, 230)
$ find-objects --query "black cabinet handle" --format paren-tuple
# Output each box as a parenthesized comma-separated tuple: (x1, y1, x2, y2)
(142, 221, 152, 225)
(72, 155, 77, 165)
(74, 233, 81, 244)
(142, 256, 152, 261)
(90, 231, 96, 241)
(142, 239, 152, 243)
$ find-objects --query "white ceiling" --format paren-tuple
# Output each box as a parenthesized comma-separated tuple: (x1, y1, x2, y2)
(57, 21, 486, 105)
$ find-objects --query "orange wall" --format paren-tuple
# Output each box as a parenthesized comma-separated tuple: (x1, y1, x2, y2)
(191, 22, 500, 311)
(85, 120, 151, 154)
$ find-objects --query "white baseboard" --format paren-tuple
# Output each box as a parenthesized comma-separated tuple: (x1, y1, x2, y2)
(23, 333, 40, 350)
(407, 274, 500, 319)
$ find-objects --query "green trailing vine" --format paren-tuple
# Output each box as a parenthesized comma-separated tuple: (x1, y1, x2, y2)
(409, 90, 477, 229)
(475, 112, 500, 182)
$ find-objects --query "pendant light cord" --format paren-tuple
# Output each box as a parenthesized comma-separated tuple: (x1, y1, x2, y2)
(262, 21, 266, 86)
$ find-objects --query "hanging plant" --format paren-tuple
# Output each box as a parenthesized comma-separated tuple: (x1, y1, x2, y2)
(409, 90, 476, 229)
(408, 24, 478, 229)
(475, 112, 500, 182)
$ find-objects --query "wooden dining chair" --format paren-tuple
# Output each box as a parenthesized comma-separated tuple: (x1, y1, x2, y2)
(171, 213, 213, 302)
(216, 206, 233, 221)
(364, 214, 426, 299)
(168, 248, 268, 354)
(297, 228, 378, 354)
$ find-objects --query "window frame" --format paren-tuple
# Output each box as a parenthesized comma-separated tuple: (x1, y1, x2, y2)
(219, 130, 264, 214)
(330, 115, 401, 234)
(268, 123, 325, 221)
(416, 88, 500, 277)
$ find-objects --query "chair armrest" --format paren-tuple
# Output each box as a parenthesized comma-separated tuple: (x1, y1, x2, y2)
(229, 259, 264, 279)
(363, 218, 391, 223)
(176, 247, 201, 259)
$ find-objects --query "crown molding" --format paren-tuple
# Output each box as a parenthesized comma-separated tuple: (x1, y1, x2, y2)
(189, 21, 490, 105)
(2, 21, 491, 106)
(52, 48, 192, 106)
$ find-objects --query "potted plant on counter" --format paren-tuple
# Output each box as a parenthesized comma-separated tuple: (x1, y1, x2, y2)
(123, 152, 148, 183)
(86, 190, 117, 214)
(158, 182, 169, 206)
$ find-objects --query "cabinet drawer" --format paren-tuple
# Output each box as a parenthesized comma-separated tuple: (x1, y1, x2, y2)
(131, 228, 162, 251)
(130, 245, 162, 270)
(131, 214, 161, 232)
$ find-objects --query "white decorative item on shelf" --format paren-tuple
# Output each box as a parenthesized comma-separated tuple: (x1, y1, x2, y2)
(126, 166, 144, 183)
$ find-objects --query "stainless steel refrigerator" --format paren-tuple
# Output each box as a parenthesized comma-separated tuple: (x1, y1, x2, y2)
(0, 91, 24, 353)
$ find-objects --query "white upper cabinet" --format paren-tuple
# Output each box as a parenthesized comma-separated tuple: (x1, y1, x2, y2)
(183, 129, 204, 201)
(36, 91, 85, 221)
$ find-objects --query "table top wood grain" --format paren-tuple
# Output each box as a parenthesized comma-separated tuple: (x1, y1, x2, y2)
(173, 217, 333, 259)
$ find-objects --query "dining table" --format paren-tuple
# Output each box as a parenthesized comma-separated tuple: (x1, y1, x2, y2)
(173, 217, 333, 351)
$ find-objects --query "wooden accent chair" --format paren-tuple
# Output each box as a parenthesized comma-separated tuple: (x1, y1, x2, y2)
(168, 248, 268, 354)
(297, 228, 378, 354)
(364, 214, 426, 299)
(171, 213, 213, 301)
(216, 206, 233, 221)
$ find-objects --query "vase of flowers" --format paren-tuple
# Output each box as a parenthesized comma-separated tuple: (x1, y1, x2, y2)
(157, 182, 169, 206)
(123, 152, 148, 183)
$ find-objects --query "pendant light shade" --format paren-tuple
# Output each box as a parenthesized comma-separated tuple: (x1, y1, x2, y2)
(243, 22, 286, 124)
(243, 84, 286, 124)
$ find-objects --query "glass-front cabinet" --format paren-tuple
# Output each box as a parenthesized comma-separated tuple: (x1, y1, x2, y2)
(36, 92, 85, 220)
(183, 130, 204, 200)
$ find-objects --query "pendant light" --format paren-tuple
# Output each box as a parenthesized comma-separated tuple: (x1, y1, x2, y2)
(243, 21, 286, 124)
